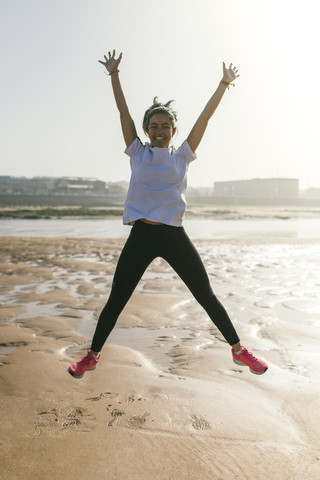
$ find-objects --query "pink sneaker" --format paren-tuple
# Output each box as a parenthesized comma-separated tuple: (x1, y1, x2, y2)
(68, 349, 100, 379)
(232, 347, 268, 375)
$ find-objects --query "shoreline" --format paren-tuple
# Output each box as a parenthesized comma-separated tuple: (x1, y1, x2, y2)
(1, 235, 320, 479)
(1, 204, 320, 220)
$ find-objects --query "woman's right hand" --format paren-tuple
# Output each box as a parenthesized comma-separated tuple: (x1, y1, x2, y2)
(98, 49, 122, 73)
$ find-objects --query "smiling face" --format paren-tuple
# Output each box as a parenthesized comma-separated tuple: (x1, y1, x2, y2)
(147, 113, 176, 148)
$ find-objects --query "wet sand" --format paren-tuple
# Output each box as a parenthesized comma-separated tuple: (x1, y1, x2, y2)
(0, 235, 320, 479)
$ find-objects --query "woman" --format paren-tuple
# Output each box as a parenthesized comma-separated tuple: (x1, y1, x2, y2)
(68, 50, 268, 379)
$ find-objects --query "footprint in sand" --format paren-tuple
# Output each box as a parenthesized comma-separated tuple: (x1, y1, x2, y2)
(190, 415, 210, 431)
(86, 392, 120, 402)
(127, 412, 149, 429)
(0, 358, 10, 367)
(62, 407, 85, 428)
(0, 341, 28, 355)
(107, 409, 124, 426)
(125, 393, 144, 403)
(37, 408, 59, 428)
(33, 406, 95, 436)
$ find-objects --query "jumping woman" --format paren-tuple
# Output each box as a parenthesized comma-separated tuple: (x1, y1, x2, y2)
(68, 50, 268, 379)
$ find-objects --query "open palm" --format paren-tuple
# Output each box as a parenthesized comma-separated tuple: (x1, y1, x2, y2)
(98, 49, 122, 73)
(222, 62, 240, 84)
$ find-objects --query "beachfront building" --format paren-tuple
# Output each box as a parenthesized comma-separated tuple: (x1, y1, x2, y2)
(214, 178, 299, 199)
(0, 176, 107, 196)
(54, 177, 106, 195)
(0, 175, 128, 206)
(0, 175, 56, 195)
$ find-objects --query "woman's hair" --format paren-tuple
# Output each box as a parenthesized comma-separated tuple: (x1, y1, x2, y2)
(143, 97, 178, 133)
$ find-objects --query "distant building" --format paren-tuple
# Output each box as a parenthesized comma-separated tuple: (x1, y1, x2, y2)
(214, 178, 299, 199)
(54, 177, 106, 195)
(301, 187, 320, 199)
(0, 176, 106, 196)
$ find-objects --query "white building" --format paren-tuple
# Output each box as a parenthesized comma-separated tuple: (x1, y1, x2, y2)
(214, 178, 299, 198)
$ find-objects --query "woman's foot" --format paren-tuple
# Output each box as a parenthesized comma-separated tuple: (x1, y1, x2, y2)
(232, 347, 268, 375)
(67, 349, 100, 379)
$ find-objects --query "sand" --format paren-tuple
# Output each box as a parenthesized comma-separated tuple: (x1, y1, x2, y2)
(0, 235, 320, 479)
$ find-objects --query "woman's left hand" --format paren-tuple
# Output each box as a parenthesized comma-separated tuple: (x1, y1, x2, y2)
(222, 62, 240, 85)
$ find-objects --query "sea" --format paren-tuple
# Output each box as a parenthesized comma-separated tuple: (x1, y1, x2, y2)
(1, 217, 320, 239)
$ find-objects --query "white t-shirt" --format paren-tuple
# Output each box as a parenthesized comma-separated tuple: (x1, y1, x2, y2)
(123, 137, 197, 226)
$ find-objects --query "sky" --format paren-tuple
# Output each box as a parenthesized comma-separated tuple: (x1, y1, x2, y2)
(1, 0, 320, 189)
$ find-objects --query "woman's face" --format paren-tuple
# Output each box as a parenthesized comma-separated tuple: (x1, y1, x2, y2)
(147, 113, 176, 148)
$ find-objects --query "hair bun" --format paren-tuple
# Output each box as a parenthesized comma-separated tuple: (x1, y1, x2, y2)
(152, 97, 174, 109)
(165, 100, 174, 108)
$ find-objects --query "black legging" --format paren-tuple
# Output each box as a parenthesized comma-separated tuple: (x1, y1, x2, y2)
(91, 220, 240, 352)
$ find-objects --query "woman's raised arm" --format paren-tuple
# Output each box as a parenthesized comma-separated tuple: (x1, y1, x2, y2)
(98, 50, 137, 147)
(187, 62, 239, 153)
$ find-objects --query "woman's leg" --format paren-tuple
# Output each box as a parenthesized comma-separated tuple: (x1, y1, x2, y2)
(91, 223, 155, 352)
(162, 227, 240, 346)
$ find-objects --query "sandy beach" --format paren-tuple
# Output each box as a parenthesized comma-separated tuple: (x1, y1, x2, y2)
(1, 234, 320, 479)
